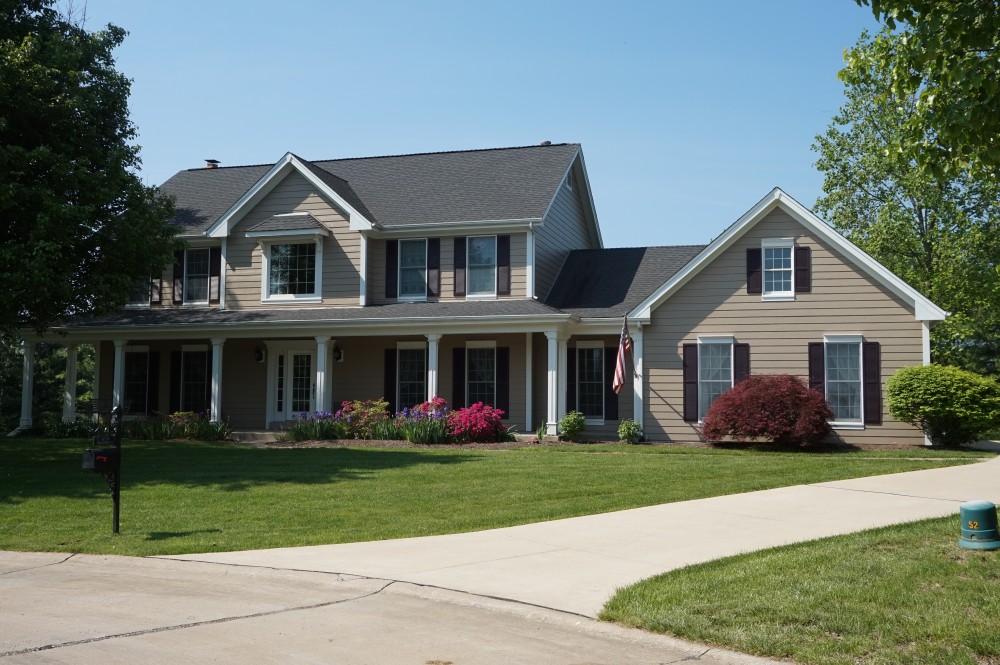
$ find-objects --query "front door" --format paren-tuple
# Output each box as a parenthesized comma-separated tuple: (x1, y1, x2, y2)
(275, 350, 315, 420)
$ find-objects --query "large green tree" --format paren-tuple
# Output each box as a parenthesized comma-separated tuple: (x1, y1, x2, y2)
(849, 0, 1000, 175)
(815, 31, 1000, 374)
(0, 0, 176, 339)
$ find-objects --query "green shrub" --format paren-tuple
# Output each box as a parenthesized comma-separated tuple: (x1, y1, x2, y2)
(618, 418, 643, 444)
(559, 410, 586, 442)
(39, 414, 99, 438)
(887, 364, 1000, 447)
(286, 413, 344, 441)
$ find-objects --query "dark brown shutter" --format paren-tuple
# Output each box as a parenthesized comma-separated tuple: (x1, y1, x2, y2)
(427, 238, 440, 297)
(169, 351, 181, 413)
(454, 237, 466, 297)
(172, 251, 184, 304)
(209, 247, 222, 304)
(746, 248, 762, 295)
(452, 347, 466, 408)
(383, 349, 397, 415)
(734, 343, 750, 384)
(604, 347, 618, 420)
(150, 276, 162, 305)
(496, 347, 509, 414)
(863, 341, 882, 424)
(682, 344, 698, 422)
(566, 347, 577, 412)
(385, 240, 398, 298)
(794, 246, 811, 293)
(497, 235, 511, 296)
(808, 342, 825, 393)
(147, 351, 160, 415)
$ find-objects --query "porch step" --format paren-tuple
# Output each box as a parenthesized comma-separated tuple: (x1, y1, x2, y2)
(232, 430, 282, 444)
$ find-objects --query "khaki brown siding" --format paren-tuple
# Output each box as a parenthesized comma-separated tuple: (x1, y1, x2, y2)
(535, 179, 594, 300)
(643, 210, 925, 446)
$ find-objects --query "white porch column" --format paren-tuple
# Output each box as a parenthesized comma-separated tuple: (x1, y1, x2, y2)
(18, 340, 35, 429)
(557, 335, 568, 423)
(210, 337, 225, 422)
(544, 331, 562, 436)
(426, 334, 441, 401)
(314, 335, 331, 414)
(112, 339, 126, 409)
(62, 343, 79, 423)
(632, 323, 644, 431)
(524, 332, 533, 432)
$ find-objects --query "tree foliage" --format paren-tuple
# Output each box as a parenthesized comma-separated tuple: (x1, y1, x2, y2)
(815, 31, 1000, 374)
(887, 364, 1000, 446)
(850, 1, 1000, 175)
(0, 0, 176, 338)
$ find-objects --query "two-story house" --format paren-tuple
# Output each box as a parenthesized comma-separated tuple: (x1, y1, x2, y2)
(15, 143, 945, 445)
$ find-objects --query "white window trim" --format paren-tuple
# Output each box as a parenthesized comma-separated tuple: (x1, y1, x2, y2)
(823, 334, 865, 429)
(184, 248, 211, 306)
(397, 238, 428, 302)
(466, 235, 498, 300)
(696, 335, 735, 423)
(576, 340, 604, 425)
(761, 238, 795, 302)
(259, 237, 324, 304)
(465, 341, 497, 407)
(564, 171, 574, 191)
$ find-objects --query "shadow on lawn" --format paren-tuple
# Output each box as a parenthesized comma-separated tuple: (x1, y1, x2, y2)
(0, 438, 482, 502)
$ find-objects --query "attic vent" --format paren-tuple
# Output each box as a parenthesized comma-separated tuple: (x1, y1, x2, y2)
(539, 140, 552, 146)
(205, 159, 220, 169)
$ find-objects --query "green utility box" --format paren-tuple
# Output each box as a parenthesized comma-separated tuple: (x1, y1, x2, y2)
(958, 500, 1000, 551)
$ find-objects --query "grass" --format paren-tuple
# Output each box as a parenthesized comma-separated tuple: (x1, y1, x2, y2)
(0, 438, 991, 557)
(601, 517, 1000, 665)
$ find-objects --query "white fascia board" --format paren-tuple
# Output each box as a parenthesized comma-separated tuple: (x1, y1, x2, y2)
(371, 219, 541, 238)
(206, 153, 377, 238)
(48, 313, 576, 341)
(629, 187, 947, 322)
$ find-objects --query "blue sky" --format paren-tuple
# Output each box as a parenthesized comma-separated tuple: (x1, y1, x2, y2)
(81, 0, 881, 247)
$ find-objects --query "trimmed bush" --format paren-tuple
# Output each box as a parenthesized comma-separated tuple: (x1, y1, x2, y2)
(701, 374, 833, 446)
(559, 410, 586, 442)
(447, 402, 507, 443)
(618, 418, 643, 444)
(887, 364, 1000, 447)
(333, 399, 391, 439)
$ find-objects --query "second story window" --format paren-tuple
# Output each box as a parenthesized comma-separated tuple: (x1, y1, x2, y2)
(763, 242, 793, 298)
(398, 239, 427, 300)
(173, 247, 220, 306)
(185, 248, 211, 304)
(467, 236, 497, 297)
(269, 243, 316, 297)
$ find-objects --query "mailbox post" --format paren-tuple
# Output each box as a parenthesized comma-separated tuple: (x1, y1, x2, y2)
(82, 405, 123, 533)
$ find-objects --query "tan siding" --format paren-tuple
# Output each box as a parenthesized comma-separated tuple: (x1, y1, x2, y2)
(370, 233, 528, 304)
(535, 180, 594, 300)
(643, 210, 925, 446)
(226, 171, 361, 308)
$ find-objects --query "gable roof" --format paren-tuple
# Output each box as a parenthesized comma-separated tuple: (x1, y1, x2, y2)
(628, 188, 948, 322)
(158, 144, 582, 236)
(545, 245, 705, 318)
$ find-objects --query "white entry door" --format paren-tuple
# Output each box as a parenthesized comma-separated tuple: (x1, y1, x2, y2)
(275, 350, 315, 421)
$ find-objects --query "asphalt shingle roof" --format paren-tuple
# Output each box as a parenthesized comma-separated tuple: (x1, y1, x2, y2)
(247, 213, 324, 233)
(544, 245, 706, 318)
(158, 144, 579, 235)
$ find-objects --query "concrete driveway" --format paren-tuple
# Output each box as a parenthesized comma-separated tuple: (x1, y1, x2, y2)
(167, 455, 1000, 617)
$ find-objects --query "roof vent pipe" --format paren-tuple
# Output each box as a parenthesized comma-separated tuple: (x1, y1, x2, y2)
(539, 140, 551, 146)
(205, 159, 220, 169)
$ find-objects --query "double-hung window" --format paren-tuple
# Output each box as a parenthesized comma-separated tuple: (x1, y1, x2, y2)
(398, 239, 427, 300)
(698, 337, 733, 420)
(467, 236, 497, 297)
(466, 342, 496, 406)
(184, 248, 211, 304)
(397, 343, 427, 410)
(124, 348, 150, 415)
(181, 346, 209, 414)
(824, 336, 863, 425)
(576, 342, 604, 421)
(762, 239, 794, 300)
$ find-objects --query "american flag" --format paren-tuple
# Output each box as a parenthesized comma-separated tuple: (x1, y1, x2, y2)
(612, 315, 632, 395)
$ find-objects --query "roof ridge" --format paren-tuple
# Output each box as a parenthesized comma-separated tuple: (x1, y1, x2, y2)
(569, 244, 708, 252)
(181, 143, 578, 172)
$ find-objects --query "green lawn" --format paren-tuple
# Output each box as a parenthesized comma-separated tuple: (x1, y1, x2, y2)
(601, 517, 1000, 665)
(0, 438, 991, 556)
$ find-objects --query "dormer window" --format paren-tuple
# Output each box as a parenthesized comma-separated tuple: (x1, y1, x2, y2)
(246, 213, 328, 304)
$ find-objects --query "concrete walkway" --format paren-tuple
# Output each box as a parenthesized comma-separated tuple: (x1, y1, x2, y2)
(167, 455, 1000, 618)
